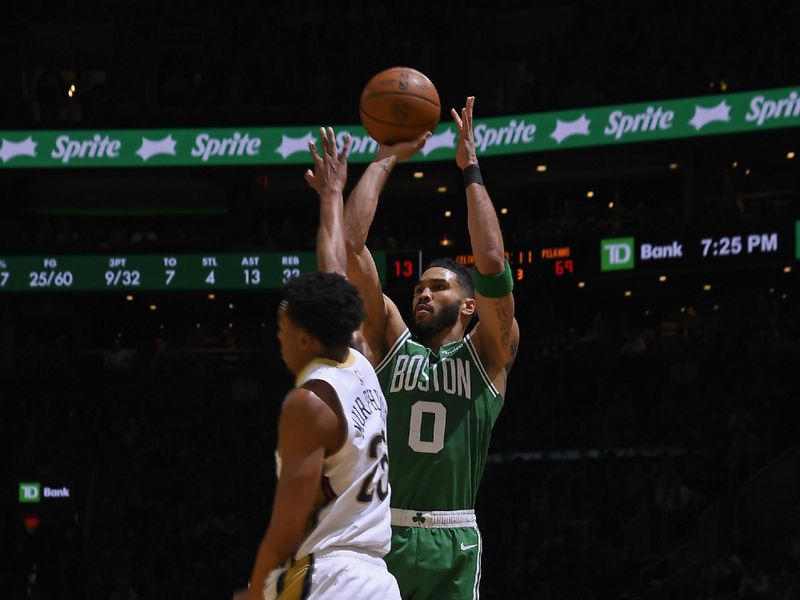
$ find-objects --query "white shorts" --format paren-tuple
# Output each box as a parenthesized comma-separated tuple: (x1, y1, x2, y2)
(266, 549, 400, 600)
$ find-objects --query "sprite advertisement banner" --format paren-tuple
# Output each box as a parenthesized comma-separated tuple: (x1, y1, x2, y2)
(1, 85, 799, 169)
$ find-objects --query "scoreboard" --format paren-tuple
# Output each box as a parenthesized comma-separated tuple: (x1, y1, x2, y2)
(451, 223, 799, 283)
(0, 251, 391, 292)
(0, 223, 797, 293)
(455, 246, 581, 283)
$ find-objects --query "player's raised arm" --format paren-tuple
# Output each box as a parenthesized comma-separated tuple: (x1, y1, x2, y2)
(451, 97, 520, 382)
(343, 133, 430, 361)
(304, 127, 351, 276)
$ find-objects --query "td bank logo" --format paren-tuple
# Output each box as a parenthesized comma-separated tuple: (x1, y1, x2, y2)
(19, 482, 41, 503)
(601, 238, 635, 271)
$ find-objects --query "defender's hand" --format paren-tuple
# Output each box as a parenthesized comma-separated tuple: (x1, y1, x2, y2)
(304, 127, 351, 194)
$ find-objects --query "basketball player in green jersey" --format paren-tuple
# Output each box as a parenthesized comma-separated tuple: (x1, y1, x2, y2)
(344, 96, 519, 599)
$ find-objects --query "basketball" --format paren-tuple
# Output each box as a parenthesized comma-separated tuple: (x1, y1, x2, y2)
(359, 67, 440, 144)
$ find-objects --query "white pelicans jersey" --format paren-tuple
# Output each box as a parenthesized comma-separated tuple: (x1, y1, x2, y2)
(290, 348, 392, 559)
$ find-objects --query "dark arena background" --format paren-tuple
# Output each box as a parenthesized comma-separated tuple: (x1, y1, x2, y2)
(3, 2, 800, 599)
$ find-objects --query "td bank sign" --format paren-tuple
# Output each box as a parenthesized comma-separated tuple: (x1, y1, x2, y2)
(601, 238, 685, 271)
(19, 482, 71, 503)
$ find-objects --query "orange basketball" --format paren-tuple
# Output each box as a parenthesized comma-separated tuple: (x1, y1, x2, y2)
(359, 67, 440, 144)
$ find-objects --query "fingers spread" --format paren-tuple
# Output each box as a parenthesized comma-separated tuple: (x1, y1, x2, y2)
(339, 133, 352, 160)
(465, 97, 475, 127)
(303, 169, 317, 189)
(308, 139, 321, 161)
(319, 126, 331, 156)
(324, 127, 333, 155)
(450, 107, 463, 129)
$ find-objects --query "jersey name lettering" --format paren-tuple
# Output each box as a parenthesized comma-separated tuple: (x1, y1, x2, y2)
(350, 387, 385, 435)
(388, 354, 472, 400)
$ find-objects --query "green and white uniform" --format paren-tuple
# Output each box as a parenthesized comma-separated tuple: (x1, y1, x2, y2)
(376, 328, 504, 599)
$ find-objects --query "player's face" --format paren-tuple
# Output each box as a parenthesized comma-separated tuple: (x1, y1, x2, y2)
(411, 267, 464, 339)
(277, 306, 308, 376)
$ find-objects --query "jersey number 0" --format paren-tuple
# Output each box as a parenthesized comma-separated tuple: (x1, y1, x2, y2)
(408, 401, 447, 454)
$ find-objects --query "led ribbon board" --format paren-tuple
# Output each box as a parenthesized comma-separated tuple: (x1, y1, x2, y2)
(1, 86, 799, 168)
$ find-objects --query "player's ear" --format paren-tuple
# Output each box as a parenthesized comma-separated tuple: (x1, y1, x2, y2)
(298, 330, 314, 350)
(300, 331, 326, 355)
(461, 297, 476, 317)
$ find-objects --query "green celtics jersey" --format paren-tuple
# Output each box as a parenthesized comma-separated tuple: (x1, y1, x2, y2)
(376, 328, 504, 511)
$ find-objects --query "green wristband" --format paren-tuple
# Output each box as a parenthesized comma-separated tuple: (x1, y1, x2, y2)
(472, 260, 514, 297)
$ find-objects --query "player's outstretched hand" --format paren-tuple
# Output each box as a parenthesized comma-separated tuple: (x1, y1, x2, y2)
(376, 131, 432, 163)
(304, 126, 351, 195)
(451, 96, 478, 170)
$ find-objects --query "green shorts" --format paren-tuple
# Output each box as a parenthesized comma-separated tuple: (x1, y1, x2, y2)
(385, 509, 482, 600)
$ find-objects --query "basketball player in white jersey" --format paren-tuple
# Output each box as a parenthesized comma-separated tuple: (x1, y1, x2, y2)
(236, 128, 400, 600)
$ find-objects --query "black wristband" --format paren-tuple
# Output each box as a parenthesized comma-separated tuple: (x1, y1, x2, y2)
(462, 163, 483, 187)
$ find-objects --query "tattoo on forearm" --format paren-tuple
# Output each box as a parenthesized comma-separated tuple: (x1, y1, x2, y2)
(376, 158, 392, 173)
(494, 299, 518, 372)
(506, 340, 519, 373)
(494, 300, 511, 347)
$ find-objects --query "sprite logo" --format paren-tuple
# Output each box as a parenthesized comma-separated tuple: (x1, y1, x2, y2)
(745, 90, 800, 126)
(604, 106, 674, 140)
(191, 132, 261, 162)
(601, 237, 635, 271)
(19, 482, 41, 503)
(474, 119, 536, 152)
(51, 134, 122, 164)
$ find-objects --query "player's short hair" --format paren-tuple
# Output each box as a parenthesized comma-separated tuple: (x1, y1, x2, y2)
(426, 258, 475, 298)
(281, 272, 365, 348)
